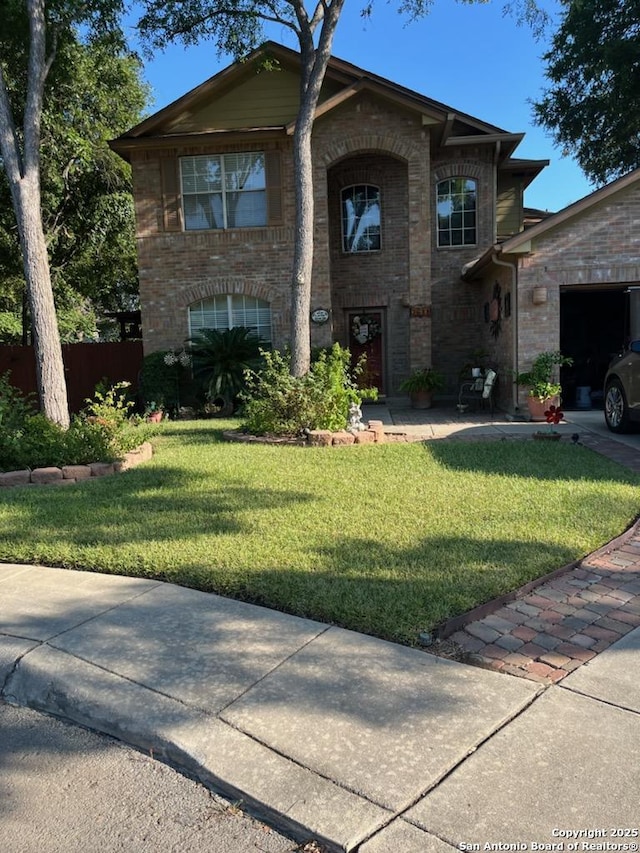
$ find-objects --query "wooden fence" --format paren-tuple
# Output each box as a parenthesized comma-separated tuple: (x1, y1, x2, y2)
(0, 342, 144, 413)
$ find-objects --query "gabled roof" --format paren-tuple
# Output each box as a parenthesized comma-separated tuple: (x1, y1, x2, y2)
(461, 167, 640, 280)
(111, 40, 531, 164)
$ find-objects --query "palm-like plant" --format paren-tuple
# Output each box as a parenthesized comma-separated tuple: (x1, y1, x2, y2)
(187, 327, 264, 413)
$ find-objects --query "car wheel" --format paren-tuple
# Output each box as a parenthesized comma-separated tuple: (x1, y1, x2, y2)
(604, 378, 630, 433)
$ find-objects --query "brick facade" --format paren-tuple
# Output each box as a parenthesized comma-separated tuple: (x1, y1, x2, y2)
(114, 43, 549, 401)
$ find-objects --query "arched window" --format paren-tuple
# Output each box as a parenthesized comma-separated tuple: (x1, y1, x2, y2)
(188, 294, 272, 343)
(436, 178, 477, 247)
(341, 185, 381, 253)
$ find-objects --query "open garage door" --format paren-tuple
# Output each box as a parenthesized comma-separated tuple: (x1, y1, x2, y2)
(560, 286, 633, 409)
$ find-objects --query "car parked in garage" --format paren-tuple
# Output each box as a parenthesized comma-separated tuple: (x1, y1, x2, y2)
(604, 341, 640, 433)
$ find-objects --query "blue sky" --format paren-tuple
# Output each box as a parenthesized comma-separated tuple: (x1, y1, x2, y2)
(127, 0, 595, 214)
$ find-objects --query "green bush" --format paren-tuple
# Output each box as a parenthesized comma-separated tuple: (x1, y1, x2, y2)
(187, 327, 264, 414)
(139, 349, 196, 416)
(0, 378, 154, 472)
(0, 372, 35, 431)
(241, 344, 362, 436)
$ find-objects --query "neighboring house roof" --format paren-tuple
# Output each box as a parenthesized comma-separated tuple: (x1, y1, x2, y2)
(110, 41, 544, 176)
(461, 167, 640, 280)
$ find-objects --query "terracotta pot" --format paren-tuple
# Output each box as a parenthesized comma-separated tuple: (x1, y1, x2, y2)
(147, 410, 163, 423)
(409, 390, 433, 410)
(526, 395, 559, 422)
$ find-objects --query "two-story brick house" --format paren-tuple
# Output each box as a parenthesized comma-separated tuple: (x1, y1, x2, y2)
(110, 41, 557, 406)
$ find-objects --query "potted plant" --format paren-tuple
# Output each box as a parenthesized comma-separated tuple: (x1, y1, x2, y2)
(399, 367, 444, 410)
(145, 400, 164, 423)
(516, 350, 573, 421)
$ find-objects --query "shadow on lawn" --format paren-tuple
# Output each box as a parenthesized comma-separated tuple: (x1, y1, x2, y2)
(0, 463, 316, 549)
(422, 437, 640, 482)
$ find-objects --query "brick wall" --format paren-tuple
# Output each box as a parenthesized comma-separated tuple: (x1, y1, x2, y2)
(511, 182, 640, 408)
(130, 94, 508, 395)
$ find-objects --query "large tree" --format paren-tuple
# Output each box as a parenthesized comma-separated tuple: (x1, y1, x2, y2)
(0, 35, 149, 344)
(0, 0, 127, 426)
(534, 0, 640, 184)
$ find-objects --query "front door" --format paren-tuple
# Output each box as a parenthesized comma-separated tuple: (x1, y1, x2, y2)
(348, 310, 385, 394)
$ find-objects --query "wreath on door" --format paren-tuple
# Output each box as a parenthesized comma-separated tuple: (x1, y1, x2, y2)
(351, 315, 381, 344)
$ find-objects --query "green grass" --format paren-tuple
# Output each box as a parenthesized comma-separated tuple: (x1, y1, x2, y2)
(0, 420, 638, 644)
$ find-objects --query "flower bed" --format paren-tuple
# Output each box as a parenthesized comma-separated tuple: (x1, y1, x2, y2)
(223, 420, 415, 446)
(0, 442, 153, 489)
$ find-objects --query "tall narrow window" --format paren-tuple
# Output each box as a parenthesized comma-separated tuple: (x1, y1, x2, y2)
(180, 153, 266, 230)
(188, 295, 272, 343)
(341, 185, 381, 253)
(437, 178, 477, 247)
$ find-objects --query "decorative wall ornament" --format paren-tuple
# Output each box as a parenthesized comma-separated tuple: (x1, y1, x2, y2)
(351, 314, 381, 344)
(489, 282, 502, 339)
(311, 307, 330, 324)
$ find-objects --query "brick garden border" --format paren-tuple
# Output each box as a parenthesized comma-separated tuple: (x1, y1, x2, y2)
(0, 442, 154, 489)
(223, 419, 415, 447)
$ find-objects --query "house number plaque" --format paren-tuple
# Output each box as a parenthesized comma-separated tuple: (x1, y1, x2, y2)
(410, 305, 431, 318)
(311, 308, 330, 324)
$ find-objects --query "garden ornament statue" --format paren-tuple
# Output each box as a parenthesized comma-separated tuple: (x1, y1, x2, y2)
(347, 401, 365, 433)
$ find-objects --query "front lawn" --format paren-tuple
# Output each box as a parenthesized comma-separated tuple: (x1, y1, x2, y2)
(0, 420, 637, 644)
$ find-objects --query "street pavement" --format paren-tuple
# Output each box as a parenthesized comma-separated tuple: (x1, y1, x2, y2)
(0, 700, 295, 853)
(1, 404, 639, 851)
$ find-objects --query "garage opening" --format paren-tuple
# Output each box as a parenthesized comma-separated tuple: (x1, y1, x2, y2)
(560, 286, 632, 409)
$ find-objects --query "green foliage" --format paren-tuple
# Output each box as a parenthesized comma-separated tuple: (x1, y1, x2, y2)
(399, 367, 445, 393)
(0, 420, 636, 643)
(241, 344, 361, 435)
(0, 312, 22, 344)
(0, 13, 150, 330)
(0, 373, 36, 431)
(188, 327, 264, 410)
(0, 376, 152, 472)
(533, 0, 640, 184)
(139, 349, 196, 415)
(516, 350, 573, 401)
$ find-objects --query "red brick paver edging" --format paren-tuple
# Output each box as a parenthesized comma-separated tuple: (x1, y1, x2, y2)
(440, 518, 640, 684)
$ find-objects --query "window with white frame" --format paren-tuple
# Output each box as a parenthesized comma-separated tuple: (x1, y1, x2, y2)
(180, 153, 266, 230)
(436, 178, 477, 247)
(341, 184, 381, 253)
(188, 294, 272, 343)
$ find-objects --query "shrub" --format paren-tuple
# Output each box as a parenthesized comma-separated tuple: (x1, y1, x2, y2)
(75, 381, 153, 460)
(187, 327, 264, 414)
(139, 349, 196, 416)
(0, 378, 153, 472)
(241, 344, 362, 436)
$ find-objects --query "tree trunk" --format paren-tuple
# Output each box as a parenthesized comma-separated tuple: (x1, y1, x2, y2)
(289, 0, 344, 377)
(0, 0, 70, 427)
(15, 176, 70, 428)
(289, 101, 315, 377)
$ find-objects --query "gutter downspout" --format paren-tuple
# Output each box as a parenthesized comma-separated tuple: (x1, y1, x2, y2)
(491, 251, 519, 412)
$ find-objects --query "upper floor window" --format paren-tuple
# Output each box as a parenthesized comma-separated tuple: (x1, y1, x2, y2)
(342, 185, 381, 253)
(188, 294, 272, 344)
(437, 178, 477, 247)
(180, 153, 266, 230)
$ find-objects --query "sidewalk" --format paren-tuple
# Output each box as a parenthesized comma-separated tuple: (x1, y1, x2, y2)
(1, 408, 639, 851)
(364, 400, 640, 683)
